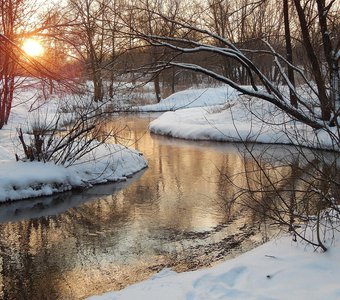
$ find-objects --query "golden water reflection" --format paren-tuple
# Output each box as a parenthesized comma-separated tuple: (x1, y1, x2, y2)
(0, 114, 283, 299)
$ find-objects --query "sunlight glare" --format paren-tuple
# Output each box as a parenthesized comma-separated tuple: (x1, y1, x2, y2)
(22, 39, 44, 57)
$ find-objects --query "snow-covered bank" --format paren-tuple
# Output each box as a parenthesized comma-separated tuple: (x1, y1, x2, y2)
(137, 87, 239, 111)
(0, 144, 147, 202)
(88, 231, 340, 300)
(149, 103, 289, 142)
(148, 89, 336, 150)
(0, 86, 147, 202)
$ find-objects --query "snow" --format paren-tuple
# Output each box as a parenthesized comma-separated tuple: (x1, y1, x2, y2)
(0, 83, 148, 202)
(147, 87, 337, 150)
(136, 86, 239, 111)
(335, 50, 340, 60)
(88, 231, 340, 300)
(0, 142, 147, 202)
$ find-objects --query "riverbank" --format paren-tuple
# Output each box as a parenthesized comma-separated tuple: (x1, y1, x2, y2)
(0, 86, 147, 202)
(89, 228, 340, 300)
(146, 86, 336, 150)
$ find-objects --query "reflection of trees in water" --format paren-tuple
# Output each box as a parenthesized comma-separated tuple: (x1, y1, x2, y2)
(215, 153, 245, 219)
(0, 218, 62, 299)
(220, 144, 340, 250)
(0, 194, 140, 299)
(104, 116, 234, 229)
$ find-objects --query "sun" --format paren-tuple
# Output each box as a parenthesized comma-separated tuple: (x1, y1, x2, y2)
(22, 39, 44, 57)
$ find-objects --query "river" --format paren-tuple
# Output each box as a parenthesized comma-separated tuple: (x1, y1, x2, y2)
(0, 114, 279, 299)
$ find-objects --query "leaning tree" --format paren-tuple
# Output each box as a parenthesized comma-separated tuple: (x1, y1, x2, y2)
(131, 0, 339, 131)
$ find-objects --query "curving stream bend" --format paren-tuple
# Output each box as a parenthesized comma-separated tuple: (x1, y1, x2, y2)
(0, 114, 279, 299)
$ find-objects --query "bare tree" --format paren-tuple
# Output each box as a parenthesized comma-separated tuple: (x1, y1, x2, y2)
(68, 0, 110, 102)
(0, 0, 76, 129)
(16, 94, 117, 166)
(283, 0, 297, 108)
(0, 0, 21, 129)
(131, 0, 339, 129)
(292, 0, 331, 121)
(105, 0, 122, 98)
(121, 0, 186, 101)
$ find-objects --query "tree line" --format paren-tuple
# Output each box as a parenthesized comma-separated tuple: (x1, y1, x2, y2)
(0, 0, 339, 128)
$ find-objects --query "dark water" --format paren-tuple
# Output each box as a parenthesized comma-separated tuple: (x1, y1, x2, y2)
(0, 114, 273, 299)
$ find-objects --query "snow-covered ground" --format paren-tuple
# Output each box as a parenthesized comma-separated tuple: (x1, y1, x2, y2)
(88, 230, 340, 300)
(137, 87, 239, 111)
(0, 84, 147, 202)
(144, 85, 335, 150)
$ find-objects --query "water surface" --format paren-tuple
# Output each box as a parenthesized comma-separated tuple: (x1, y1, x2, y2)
(0, 114, 271, 299)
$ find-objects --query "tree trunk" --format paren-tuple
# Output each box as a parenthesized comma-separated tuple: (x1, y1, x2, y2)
(293, 0, 331, 121)
(283, 0, 298, 108)
(150, 46, 161, 102)
(109, 34, 116, 99)
(171, 67, 176, 95)
(93, 76, 103, 102)
(154, 75, 161, 103)
(315, 0, 339, 112)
